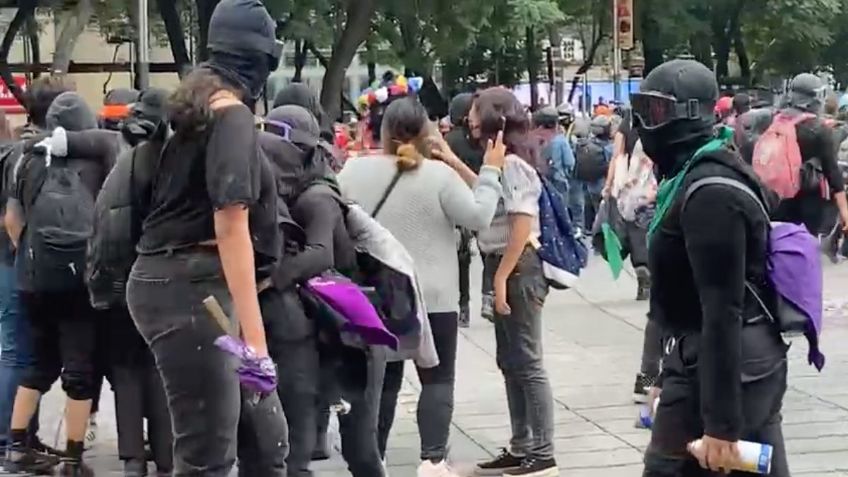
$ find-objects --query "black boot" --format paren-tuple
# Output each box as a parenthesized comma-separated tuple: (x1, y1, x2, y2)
(124, 458, 148, 477)
(635, 266, 651, 301)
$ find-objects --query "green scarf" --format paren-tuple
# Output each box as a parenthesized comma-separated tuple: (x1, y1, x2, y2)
(647, 126, 734, 240)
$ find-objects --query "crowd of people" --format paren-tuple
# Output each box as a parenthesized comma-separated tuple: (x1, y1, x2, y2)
(0, 1, 837, 477)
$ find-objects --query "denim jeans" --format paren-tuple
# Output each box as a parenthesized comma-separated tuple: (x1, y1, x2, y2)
(0, 263, 38, 446)
(379, 312, 458, 463)
(567, 181, 585, 231)
(483, 248, 555, 460)
(127, 252, 288, 477)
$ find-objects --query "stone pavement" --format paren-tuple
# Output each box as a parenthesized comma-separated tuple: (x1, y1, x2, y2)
(33, 257, 848, 476)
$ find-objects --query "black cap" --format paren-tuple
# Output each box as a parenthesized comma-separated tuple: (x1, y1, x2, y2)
(207, 0, 279, 60)
(532, 106, 559, 128)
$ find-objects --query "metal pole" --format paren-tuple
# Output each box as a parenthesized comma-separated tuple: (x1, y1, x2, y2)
(612, 0, 621, 103)
(137, 0, 150, 89)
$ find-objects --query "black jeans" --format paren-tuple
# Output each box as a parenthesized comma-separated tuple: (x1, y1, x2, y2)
(261, 288, 319, 477)
(643, 324, 789, 477)
(127, 252, 288, 477)
(379, 312, 458, 463)
(458, 230, 473, 312)
(19, 290, 97, 401)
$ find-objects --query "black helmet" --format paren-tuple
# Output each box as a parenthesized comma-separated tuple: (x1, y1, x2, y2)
(785, 73, 825, 113)
(448, 93, 473, 127)
(631, 59, 718, 130)
(208, 0, 282, 69)
(590, 115, 612, 138)
(532, 106, 559, 129)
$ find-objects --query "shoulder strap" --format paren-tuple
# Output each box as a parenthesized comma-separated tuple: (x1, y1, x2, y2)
(371, 169, 403, 218)
(682, 176, 769, 221)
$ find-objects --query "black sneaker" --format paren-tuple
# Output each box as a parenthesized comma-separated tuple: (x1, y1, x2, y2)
(503, 457, 558, 476)
(124, 458, 148, 476)
(633, 373, 655, 404)
(474, 448, 523, 475)
(30, 437, 65, 457)
(635, 266, 651, 301)
(58, 458, 94, 477)
(4, 446, 60, 475)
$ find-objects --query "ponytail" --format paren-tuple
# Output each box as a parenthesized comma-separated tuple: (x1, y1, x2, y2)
(395, 142, 424, 171)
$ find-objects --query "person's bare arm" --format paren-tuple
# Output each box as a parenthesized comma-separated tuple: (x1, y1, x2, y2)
(214, 206, 267, 356)
(4, 200, 23, 249)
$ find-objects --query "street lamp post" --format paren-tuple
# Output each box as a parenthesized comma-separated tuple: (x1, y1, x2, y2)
(612, 0, 622, 103)
(137, 0, 150, 89)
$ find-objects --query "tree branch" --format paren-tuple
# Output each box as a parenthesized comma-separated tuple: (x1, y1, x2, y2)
(0, 1, 36, 109)
(159, 0, 192, 78)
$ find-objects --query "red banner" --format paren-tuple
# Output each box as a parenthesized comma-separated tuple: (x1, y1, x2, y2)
(0, 76, 27, 114)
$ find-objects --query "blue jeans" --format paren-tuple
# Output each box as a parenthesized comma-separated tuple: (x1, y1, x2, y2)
(0, 263, 37, 447)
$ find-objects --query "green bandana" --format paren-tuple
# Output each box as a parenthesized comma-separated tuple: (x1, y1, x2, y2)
(647, 126, 734, 241)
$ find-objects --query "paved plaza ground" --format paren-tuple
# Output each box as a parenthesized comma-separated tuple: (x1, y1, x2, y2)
(24, 257, 848, 476)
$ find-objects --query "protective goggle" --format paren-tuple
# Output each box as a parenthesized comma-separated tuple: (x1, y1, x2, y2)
(261, 119, 318, 148)
(630, 92, 703, 130)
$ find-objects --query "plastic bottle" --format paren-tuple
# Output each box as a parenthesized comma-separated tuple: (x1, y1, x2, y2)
(637, 397, 659, 429)
(687, 439, 773, 475)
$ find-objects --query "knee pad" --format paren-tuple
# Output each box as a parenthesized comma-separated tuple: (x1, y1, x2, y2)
(61, 370, 94, 401)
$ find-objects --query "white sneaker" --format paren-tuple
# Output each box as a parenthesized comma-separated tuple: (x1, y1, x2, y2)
(84, 417, 98, 450)
(417, 460, 461, 477)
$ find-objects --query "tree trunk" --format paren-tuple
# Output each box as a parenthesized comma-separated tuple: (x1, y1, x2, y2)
(733, 24, 750, 84)
(319, 0, 376, 122)
(307, 44, 356, 113)
(690, 34, 712, 68)
(525, 27, 539, 109)
(159, 0, 192, 77)
(0, 1, 37, 108)
(195, 0, 220, 62)
(26, 16, 40, 79)
(51, 0, 94, 75)
(293, 40, 308, 83)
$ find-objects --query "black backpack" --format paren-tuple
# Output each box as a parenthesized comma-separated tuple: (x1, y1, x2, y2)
(21, 152, 95, 292)
(86, 139, 163, 310)
(574, 137, 610, 182)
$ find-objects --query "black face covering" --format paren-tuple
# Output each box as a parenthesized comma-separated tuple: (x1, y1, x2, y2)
(207, 50, 271, 109)
(638, 117, 715, 179)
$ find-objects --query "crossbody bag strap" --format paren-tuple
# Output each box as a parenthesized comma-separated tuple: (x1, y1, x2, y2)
(371, 169, 404, 218)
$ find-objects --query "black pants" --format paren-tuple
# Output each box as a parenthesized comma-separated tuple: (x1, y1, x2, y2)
(127, 252, 288, 477)
(458, 230, 473, 312)
(379, 312, 458, 462)
(337, 346, 386, 477)
(261, 288, 320, 477)
(643, 325, 789, 477)
(19, 290, 97, 401)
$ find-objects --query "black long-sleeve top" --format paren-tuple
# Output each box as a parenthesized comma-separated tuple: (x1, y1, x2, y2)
(272, 184, 357, 290)
(649, 148, 774, 441)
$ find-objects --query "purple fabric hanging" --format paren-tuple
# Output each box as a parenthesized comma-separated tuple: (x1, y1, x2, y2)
(767, 222, 824, 370)
(306, 274, 398, 349)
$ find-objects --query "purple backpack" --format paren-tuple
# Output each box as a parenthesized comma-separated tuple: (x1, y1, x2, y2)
(685, 177, 825, 370)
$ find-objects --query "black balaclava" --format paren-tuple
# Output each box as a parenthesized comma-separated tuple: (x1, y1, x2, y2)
(273, 83, 334, 141)
(122, 87, 169, 146)
(205, 0, 280, 110)
(448, 93, 473, 127)
(635, 60, 718, 178)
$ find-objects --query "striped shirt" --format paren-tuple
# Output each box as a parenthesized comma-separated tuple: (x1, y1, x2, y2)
(477, 154, 542, 254)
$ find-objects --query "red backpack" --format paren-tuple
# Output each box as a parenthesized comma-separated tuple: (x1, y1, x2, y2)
(751, 112, 814, 199)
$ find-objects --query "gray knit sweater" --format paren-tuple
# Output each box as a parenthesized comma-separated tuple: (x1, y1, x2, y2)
(338, 155, 502, 313)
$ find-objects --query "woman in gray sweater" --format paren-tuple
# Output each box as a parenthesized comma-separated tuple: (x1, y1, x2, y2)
(338, 97, 504, 477)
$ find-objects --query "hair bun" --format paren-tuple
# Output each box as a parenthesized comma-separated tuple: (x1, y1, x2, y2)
(395, 143, 422, 171)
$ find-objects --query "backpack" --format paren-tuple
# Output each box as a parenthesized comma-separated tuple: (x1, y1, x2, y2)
(536, 173, 588, 289)
(574, 137, 610, 182)
(751, 112, 814, 199)
(21, 150, 95, 292)
(683, 176, 825, 371)
(86, 139, 163, 310)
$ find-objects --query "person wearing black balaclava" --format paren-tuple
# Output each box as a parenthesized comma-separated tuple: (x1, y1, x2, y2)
(444, 92, 484, 329)
(273, 83, 335, 142)
(125, 0, 288, 475)
(771, 73, 848, 236)
(634, 60, 789, 477)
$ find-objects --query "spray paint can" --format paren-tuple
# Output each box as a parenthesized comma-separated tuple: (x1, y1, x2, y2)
(687, 439, 773, 475)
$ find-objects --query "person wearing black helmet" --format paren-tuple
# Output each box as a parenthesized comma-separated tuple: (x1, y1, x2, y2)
(771, 73, 848, 236)
(124, 1, 287, 475)
(445, 92, 485, 329)
(633, 60, 789, 477)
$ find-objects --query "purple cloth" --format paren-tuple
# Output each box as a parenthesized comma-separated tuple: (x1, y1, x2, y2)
(213, 335, 278, 394)
(306, 275, 398, 349)
(767, 222, 825, 370)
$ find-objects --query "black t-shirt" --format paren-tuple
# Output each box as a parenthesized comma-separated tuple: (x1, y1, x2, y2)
(137, 104, 280, 277)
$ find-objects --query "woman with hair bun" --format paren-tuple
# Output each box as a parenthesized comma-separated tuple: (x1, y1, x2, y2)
(338, 96, 504, 477)
(470, 87, 559, 477)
